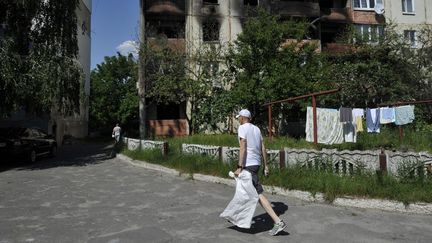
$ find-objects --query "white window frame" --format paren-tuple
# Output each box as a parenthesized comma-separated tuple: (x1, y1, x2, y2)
(404, 30, 417, 48)
(355, 24, 385, 44)
(353, 0, 383, 10)
(402, 0, 415, 15)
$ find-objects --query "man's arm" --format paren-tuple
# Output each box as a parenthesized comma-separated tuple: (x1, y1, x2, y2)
(261, 140, 269, 176)
(235, 138, 247, 176)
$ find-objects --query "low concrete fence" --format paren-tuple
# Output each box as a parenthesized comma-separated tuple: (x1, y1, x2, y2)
(181, 143, 432, 177)
(121, 138, 432, 177)
(122, 137, 168, 156)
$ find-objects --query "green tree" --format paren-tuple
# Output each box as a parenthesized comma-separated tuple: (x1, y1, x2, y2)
(0, 0, 82, 117)
(142, 38, 228, 134)
(225, 9, 330, 131)
(329, 23, 430, 110)
(90, 54, 139, 133)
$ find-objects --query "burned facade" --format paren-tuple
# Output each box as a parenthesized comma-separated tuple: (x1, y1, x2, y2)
(140, 0, 432, 136)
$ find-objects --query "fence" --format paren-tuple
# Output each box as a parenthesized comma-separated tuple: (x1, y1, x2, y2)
(181, 143, 432, 177)
(121, 138, 432, 177)
(122, 137, 168, 156)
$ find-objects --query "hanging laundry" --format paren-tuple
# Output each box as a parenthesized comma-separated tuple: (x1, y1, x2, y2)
(339, 107, 353, 122)
(379, 107, 396, 124)
(306, 107, 344, 145)
(355, 116, 364, 132)
(395, 105, 415, 125)
(366, 108, 380, 133)
(352, 108, 365, 132)
(343, 122, 357, 143)
(352, 108, 364, 118)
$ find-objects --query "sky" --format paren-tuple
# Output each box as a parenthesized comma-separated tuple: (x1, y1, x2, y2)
(91, 0, 140, 70)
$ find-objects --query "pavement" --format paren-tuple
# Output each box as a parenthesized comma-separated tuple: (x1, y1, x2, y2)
(0, 143, 432, 243)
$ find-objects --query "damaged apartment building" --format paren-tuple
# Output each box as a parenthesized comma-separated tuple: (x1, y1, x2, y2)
(140, 0, 432, 136)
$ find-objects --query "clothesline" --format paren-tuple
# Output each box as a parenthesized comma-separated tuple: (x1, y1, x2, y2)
(305, 105, 416, 145)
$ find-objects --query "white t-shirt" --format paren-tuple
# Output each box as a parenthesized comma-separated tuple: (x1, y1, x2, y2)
(238, 123, 263, 167)
(113, 126, 121, 136)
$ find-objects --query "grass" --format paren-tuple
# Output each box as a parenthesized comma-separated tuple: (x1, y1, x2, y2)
(148, 125, 432, 153)
(122, 146, 432, 205)
(261, 167, 432, 204)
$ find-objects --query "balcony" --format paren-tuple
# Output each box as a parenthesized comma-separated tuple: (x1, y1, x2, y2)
(321, 8, 352, 23)
(270, 1, 320, 17)
(322, 43, 356, 54)
(147, 38, 186, 53)
(201, 3, 220, 16)
(145, 0, 185, 15)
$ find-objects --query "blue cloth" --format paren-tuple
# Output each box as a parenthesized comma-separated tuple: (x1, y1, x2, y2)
(366, 108, 380, 133)
(380, 107, 395, 124)
(395, 105, 415, 125)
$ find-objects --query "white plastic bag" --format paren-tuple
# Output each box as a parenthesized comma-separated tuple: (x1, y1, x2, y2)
(220, 170, 259, 229)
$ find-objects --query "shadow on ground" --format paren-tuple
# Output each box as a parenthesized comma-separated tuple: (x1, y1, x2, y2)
(228, 202, 290, 235)
(0, 142, 117, 172)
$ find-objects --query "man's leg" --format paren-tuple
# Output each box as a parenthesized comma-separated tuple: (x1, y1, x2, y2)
(258, 194, 280, 223)
(259, 194, 287, 236)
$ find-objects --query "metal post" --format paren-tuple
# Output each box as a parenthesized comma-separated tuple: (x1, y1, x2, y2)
(312, 95, 318, 145)
(399, 126, 404, 143)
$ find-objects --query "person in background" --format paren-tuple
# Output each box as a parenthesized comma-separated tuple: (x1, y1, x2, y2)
(111, 123, 121, 156)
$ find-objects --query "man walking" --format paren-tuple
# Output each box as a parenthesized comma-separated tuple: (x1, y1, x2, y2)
(234, 109, 286, 236)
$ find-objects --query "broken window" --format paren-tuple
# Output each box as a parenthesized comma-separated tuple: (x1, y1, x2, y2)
(147, 21, 185, 39)
(244, 0, 258, 6)
(202, 20, 220, 42)
(203, 0, 218, 4)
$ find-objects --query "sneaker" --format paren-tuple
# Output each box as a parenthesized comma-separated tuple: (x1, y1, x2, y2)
(268, 220, 286, 236)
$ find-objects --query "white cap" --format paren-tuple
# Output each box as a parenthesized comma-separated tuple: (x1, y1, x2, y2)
(236, 109, 251, 118)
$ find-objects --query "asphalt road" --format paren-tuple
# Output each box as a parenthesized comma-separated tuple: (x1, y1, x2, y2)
(0, 143, 432, 243)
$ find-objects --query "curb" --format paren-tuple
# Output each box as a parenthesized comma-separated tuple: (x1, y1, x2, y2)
(117, 154, 432, 215)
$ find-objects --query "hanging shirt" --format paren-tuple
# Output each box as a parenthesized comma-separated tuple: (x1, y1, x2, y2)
(220, 170, 259, 229)
(305, 107, 344, 145)
(355, 116, 364, 132)
(380, 107, 396, 124)
(395, 105, 415, 125)
(352, 108, 365, 132)
(339, 107, 353, 122)
(352, 108, 365, 118)
(366, 108, 380, 133)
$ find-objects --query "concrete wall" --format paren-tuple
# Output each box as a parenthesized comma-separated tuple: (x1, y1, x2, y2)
(61, 0, 92, 139)
(184, 0, 243, 123)
(384, 0, 431, 32)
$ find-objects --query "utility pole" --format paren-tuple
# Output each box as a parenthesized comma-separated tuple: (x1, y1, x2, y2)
(138, 0, 146, 139)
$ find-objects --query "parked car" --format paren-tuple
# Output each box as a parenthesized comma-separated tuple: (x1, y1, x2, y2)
(0, 127, 57, 163)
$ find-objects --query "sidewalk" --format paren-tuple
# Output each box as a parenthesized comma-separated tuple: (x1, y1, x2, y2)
(117, 153, 432, 215)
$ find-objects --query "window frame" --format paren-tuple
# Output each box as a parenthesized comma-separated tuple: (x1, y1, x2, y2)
(404, 30, 417, 48)
(353, 0, 383, 11)
(402, 0, 415, 15)
(355, 24, 385, 44)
